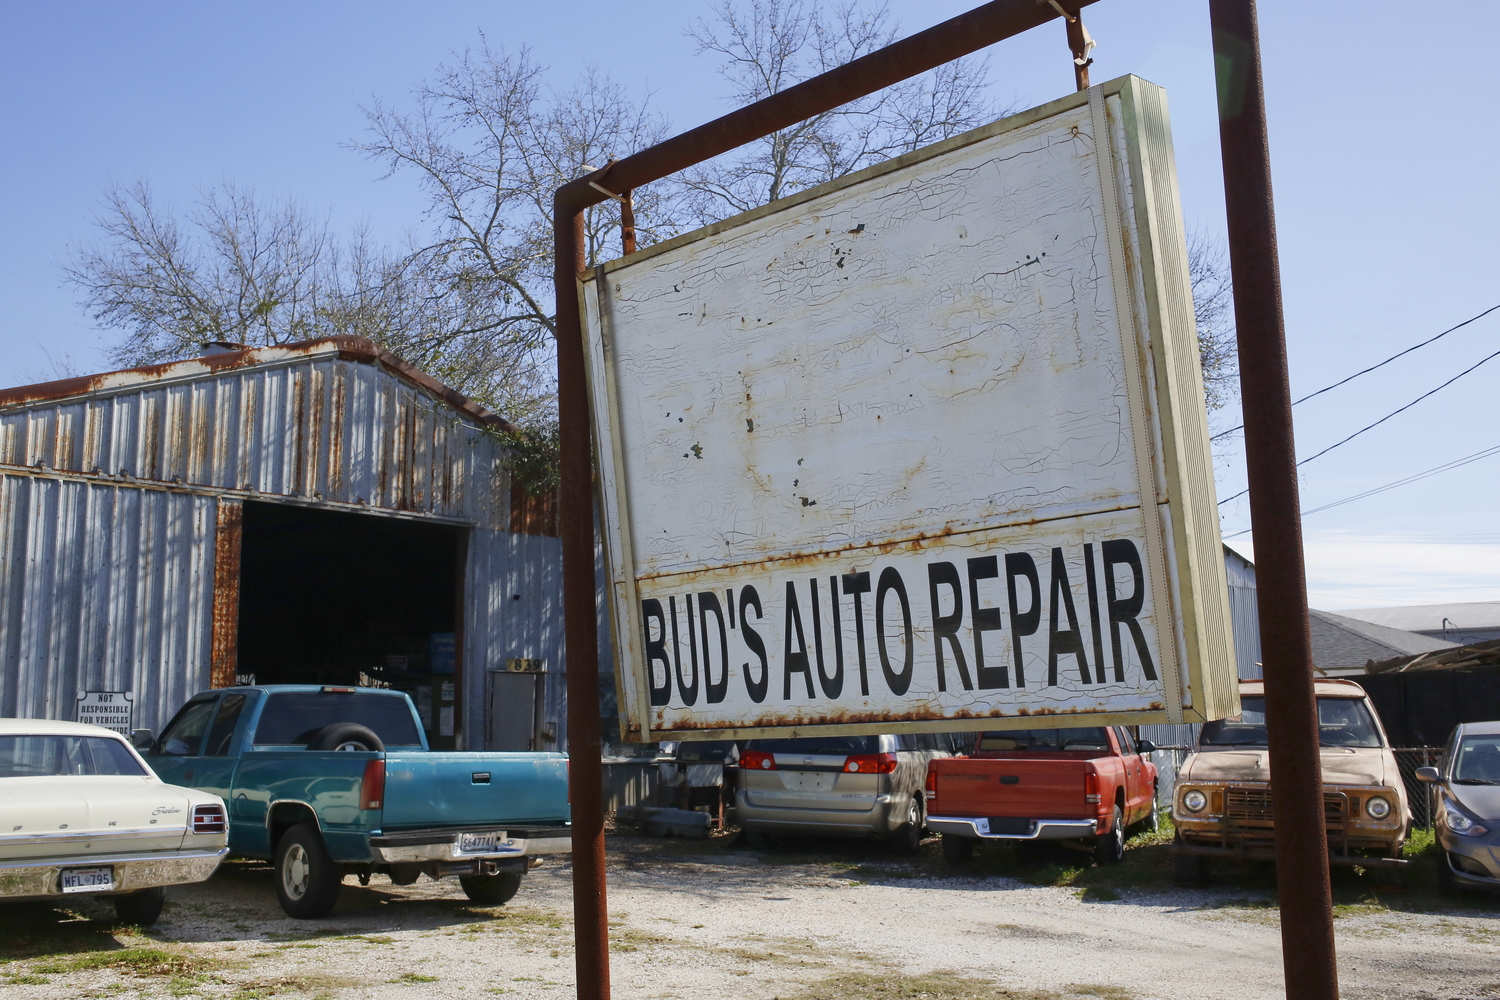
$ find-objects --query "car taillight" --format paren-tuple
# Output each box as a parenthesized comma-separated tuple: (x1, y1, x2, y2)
(741, 750, 777, 771)
(925, 767, 937, 801)
(1084, 771, 1101, 805)
(843, 753, 897, 774)
(360, 759, 386, 811)
(192, 804, 226, 835)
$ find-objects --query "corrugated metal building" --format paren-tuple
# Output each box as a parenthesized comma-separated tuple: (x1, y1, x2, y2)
(0, 337, 567, 751)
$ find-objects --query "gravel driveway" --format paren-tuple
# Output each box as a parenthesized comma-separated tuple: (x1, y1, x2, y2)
(2, 830, 1497, 1000)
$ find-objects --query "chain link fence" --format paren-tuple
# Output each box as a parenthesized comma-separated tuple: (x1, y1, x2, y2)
(1391, 748, 1441, 829)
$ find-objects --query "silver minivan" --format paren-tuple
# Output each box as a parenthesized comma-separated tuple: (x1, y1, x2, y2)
(735, 733, 958, 852)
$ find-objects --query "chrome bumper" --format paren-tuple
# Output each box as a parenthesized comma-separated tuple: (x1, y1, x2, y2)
(369, 826, 572, 864)
(0, 847, 228, 901)
(928, 815, 1098, 840)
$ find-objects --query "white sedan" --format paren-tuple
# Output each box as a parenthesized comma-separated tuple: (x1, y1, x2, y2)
(0, 718, 228, 924)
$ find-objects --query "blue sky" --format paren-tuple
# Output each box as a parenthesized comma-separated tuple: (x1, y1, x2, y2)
(2, 1, 1496, 611)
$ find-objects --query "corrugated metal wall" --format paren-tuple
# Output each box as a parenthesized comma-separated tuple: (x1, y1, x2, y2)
(0, 352, 506, 527)
(1224, 545, 1263, 680)
(0, 475, 215, 733)
(463, 530, 566, 750)
(0, 346, 575, 748)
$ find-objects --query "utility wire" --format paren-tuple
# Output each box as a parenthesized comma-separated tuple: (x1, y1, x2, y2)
(1211, 303, 1500, 441)
(1216, 343, 1500, 507)
(1221, 441, 1500, 539)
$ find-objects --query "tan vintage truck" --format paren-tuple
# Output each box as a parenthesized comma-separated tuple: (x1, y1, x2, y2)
(1172, 678, 1410, 884)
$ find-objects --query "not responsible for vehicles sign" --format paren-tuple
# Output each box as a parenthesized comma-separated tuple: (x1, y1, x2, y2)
(581, 77, 1238, 741)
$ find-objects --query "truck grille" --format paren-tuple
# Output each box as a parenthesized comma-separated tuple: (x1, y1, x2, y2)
(1224, 787, 1348, 828)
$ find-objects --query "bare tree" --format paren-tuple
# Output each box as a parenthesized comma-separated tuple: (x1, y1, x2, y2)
(350, 44, 681, 422)
(682, 0, 1003, 222)
(1187, 229, 1239, 411)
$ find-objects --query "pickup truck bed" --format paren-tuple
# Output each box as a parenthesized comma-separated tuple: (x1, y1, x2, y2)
(144, 685, 571, 918)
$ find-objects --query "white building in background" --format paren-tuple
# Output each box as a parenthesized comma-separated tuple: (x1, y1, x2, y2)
(1337, 602, 1500, 646)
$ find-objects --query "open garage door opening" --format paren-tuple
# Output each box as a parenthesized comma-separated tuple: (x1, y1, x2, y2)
(235, 501, 464, 749)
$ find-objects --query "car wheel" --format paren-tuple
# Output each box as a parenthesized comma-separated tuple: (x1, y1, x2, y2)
(112, 886, 165, 926)
(1141, 789, 1160, 834)
(459, 872, 523, 906)
(305, 723, 384, 752)
(274, 823, 343, 919)
(1094, 805, 1125, 865)
(1172, 833, 1209, 886)
(894, 798, 925, 855)
(940, 833, 975, 866)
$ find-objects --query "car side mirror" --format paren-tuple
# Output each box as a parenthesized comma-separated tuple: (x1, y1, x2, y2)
(1414, 766, 1440, 783)
(130, 729, 155, 751)
(1135, 739, 1157, 755)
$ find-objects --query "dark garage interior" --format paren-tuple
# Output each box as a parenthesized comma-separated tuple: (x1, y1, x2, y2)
(236, 500, 464, 748)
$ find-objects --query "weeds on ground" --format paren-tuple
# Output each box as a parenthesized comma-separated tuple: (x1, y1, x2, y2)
(780, 969, 1136, 1000)
(391, 972, 440, 983)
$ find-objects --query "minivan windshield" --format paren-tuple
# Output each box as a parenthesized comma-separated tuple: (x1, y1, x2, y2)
(1199, 696, 1383, 749)
(746, 736, 879, 756)
(975, 728, 1110, 752)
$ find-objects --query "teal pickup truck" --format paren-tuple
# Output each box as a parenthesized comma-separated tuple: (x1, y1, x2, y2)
(138, 685, 570, 918)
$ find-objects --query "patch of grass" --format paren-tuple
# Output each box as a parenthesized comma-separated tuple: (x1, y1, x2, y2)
(0, 972, 49, 985)
(31, 946, 213, 978)
(336, 934, 395, 945)
(223, 973, 354, 999)
(778, 969, 1136, 1000)
(391, 972, 440, 984)
(609, 928, 671, 953)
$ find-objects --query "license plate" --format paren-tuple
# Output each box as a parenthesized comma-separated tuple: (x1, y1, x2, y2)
(60, 867, 114, 893)
(456, 831, 504, 854)
(782, 772, 836, 793)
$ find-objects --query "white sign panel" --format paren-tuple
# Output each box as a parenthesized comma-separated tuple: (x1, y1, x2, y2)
(582, 77, 1237, 741)
(76, 691, 134, 735)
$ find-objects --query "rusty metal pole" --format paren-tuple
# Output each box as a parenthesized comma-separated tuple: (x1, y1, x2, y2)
(1064, 13, 1092, 90)
(620, 192, 636, 256)
(1210, 3, 1338, 999)
(555, 207, 611, 1000)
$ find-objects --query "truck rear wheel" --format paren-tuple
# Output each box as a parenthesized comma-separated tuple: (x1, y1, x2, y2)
(893, 798, 925, 855)
(1094, 805, 1125, 865)
(274, 823, 343, 919)
(460, 871, 523, 905)
(940, 833, 975, 865)
(112, 886, 165, 926)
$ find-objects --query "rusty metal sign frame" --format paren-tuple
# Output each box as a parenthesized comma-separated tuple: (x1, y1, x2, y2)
(579, 75, 1236, 744)
(553, 2, 1336, 999)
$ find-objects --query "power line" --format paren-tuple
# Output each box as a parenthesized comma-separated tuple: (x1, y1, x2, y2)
(1211, 302, 1500, 441)
(1221, 441, 1500, 539)
(1216, 343, 1500, 507)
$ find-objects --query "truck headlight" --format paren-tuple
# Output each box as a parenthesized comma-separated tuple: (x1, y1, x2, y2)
(1182, 790, 1208, 813)
(1364, 795, 1391, 820)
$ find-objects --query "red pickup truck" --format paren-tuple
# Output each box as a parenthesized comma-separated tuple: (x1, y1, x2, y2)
(926, 726, 1159, 865)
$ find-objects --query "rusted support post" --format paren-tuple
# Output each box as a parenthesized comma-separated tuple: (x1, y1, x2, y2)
(620, 191, 636, 256)
(1064, 13, 1093, 90)
(1210, 3, 1338, 1000)
(555, 205, 611, 1000)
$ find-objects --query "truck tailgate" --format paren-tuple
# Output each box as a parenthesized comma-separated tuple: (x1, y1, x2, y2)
(934, 759, 1094, 818)
(381, 752, 569, 830)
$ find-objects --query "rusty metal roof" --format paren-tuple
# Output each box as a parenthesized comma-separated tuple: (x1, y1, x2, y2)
(0, 336, 518, 434)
